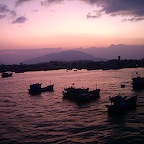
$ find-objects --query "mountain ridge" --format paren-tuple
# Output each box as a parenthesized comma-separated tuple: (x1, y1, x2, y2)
(23, 50, 105, 64)
(0, 44, 144, 64)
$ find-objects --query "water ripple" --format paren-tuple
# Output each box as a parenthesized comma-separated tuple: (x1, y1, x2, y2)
(0, 68, 144, 144)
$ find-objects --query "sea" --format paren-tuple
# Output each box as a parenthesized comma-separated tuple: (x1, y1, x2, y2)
(0, 68, 144, 144)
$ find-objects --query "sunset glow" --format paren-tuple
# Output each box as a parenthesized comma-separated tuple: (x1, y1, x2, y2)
(0, 0, 144, 49)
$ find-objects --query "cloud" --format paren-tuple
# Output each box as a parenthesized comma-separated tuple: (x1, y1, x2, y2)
(32, 10, 39, 12)
(11, 16, 28, 24)
(40, 0, 64, 6)
(0, 4, 7, 19)
(122, 17, 144, 22)
(1, 0, 144, 23)
(0, 4, 9, 13)
(0, 4, 16, 18)
(0, 14, 5, 19)
(15, 0, 64, 7)
(0, 4, 11, 14)
(87, 10, 102, 19)
(40, 0, 144, 21)
(83, 0, 144, 21)
(0, 3, 27, 24)
(15, 0, 34, 7)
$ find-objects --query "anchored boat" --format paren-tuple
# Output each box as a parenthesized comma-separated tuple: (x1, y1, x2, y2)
(106, 94, 137, 114)
(63, 86, 100, 103)
(28, 83, 54, 95)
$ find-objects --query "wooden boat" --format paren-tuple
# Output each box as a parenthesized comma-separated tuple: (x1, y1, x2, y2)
(28, 83, 54, 95)
(63, 86, 100, 103)
(1, 72, 13, 78)
(106, 94, 137, 114)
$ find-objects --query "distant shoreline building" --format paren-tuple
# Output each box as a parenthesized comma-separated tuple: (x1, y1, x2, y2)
(118, 56, 121, 61)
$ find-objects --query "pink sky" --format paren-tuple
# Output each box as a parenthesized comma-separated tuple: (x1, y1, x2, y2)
(0, 0, 144, 49)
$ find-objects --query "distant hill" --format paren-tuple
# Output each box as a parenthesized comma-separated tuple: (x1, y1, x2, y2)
(76, 44, 144, 60)
(0, 48, 62, 64)
(23, 50, 104, 64)
(0, 44, 144, 64)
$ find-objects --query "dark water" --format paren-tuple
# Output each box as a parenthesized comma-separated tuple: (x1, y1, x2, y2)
(0, 68, 144, 144)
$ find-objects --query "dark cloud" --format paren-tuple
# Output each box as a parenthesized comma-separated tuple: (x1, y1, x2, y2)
(40, 0, 144, 21)
(1, 0, 144, 23)
(0, 4, 16, 19)
(0, 4, 9, 13)
(83, 0, 144, 21)
(0, 3, 27, 24)
(11, 16, 28, 24)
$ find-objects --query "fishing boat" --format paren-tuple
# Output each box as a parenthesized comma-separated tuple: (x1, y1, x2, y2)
(63, 86, 100, 103)
(28, 83, 54, 95)
(106, 94, 137, 114)
(1, 72, 13, 78)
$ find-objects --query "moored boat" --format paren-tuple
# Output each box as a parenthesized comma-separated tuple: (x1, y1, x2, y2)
(63, 86, 100, 103)
(1, 72, 13, 78)
(28, 83, 54, 95)
(106, 94, 137, 114)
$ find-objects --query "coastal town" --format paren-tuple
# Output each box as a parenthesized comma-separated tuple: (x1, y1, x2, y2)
(0, 57, 144, 73)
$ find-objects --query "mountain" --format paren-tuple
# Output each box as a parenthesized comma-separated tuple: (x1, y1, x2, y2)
(0, 44, 144, 64)
(23, 50, 104, 64)
(0, 48, 62, 64)
(76, 44, 144, 60)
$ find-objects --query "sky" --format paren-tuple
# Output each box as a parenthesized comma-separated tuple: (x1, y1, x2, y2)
(0, 0, 144, 49)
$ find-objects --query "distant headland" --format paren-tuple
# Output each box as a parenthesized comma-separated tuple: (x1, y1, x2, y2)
(0, 58, 144, 73)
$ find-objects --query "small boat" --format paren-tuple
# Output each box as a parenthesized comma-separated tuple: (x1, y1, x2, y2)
(1, 72, 13, 78)
(63, 86, 100, 103)
(106, 94, 137, 114)
(28, 83, 54, 95)
(132, 76, 144, 90)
